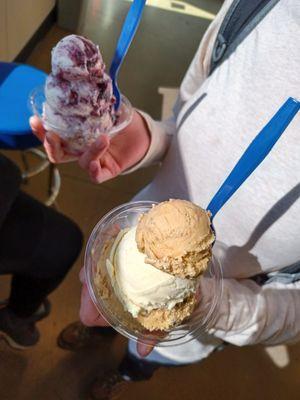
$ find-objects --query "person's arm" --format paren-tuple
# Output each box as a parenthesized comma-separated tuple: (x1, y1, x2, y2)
(201, 277, 300, 346)
(79, 267, 300, 358)
(30, 105, 174, 182)
(30, 1, 232, 180)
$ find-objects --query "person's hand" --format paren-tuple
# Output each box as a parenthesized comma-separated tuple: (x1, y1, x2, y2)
(29, 116, 79, 163)
(77, 110, 150, 183)
(79, 268, 155, 357)
(30, 110, 151, 183)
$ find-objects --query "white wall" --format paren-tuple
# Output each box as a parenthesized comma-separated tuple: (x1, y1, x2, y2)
(0, 0, 55, 62)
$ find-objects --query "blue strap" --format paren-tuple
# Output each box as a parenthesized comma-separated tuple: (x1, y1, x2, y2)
(207, 97, 300, 218)
(109, 0, 146, 109)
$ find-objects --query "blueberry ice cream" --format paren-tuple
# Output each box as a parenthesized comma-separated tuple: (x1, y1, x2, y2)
(43, 35, 116, 153)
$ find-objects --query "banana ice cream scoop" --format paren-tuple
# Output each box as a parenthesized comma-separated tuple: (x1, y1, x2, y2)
(106, 227, 196, 330)
(136, 199, 214, 278)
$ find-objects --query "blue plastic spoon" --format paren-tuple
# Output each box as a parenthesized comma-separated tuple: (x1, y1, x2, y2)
(207, 97, 300, 225)
(109, 0, 146, 110)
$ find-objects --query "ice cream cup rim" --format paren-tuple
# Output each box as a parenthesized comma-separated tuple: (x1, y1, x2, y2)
(29, 85, 134, 136)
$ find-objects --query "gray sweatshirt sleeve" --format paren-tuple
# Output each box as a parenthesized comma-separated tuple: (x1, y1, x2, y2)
(201, 277, 300, 346)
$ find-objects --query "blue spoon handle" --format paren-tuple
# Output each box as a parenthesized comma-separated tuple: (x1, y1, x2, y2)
(109, 0, 146, 109)
(207, 97, 300, 219)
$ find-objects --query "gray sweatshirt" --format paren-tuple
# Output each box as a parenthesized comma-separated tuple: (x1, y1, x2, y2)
(128, 0, 300, 362)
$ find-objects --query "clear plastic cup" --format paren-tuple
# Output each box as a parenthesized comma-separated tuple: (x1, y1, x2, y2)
(29, 85, 133, 155)
(85, 201, 223, 347)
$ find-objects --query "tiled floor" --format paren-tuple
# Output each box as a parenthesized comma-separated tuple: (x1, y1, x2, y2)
(1, 1, 300, 399)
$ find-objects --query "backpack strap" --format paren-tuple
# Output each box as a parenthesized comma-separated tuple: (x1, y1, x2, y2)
(209, 0, 280, 75)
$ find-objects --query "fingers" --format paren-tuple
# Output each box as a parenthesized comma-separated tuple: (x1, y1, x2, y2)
(88, 160, 113, 184)
(79, 267, 85, 284)
(29, 116, 46, 142)
(29, 116, 63, 163)
(79, 135, 123, 184)
(79, 283, 109, 327)
(79, 267, 109, 327)
(88, 160, 102, 182)
(88, 153, 122, 184)
(44, 132, 65, 163)
(136, 341, 156, 357)
(45, 132, 78, 163)
(30, 122, 110, 166)
(78, 135, 110, 170)
(30, 116, 78, 163)
(136, 330, 166, 357)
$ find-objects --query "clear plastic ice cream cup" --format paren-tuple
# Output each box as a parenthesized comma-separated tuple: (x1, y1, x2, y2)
(29, 85, 133, 155)
(85, 201, 223, 347)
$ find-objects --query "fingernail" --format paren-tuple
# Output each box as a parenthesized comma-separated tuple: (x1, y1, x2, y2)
(96, 142, 106, 152)
(29, 116, 37, 128)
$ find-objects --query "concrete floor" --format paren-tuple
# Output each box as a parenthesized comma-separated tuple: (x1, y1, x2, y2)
(1, 0, 300, 399)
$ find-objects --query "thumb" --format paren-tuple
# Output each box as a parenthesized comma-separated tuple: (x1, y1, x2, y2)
(30, 116, 46, 142)
(78, 135, 110, 170)
(79, 267, 85, 284)
(136, 340, 157, 358)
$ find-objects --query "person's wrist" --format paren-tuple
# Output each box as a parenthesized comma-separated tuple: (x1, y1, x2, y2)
(117, 109, 151, 171)
(134, 110, 151, 160)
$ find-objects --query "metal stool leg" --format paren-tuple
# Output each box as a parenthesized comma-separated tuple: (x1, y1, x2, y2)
(21, 148, 49, 179)
(20, 148, 61, 206)
(21, 151, 30, 184)
(46, 163, 61, 207)
(48, 163, 55, 196)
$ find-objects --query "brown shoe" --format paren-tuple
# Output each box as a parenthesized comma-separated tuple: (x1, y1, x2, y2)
(88, 370, 129, 400)
(57, 321, 117, 351)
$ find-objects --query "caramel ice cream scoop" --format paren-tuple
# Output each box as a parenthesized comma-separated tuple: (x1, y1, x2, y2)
(136, 199, 214, 278)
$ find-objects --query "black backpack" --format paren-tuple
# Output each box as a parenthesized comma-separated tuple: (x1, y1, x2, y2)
(178, 0, 280, 130)
(209, 0, 280, 75)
